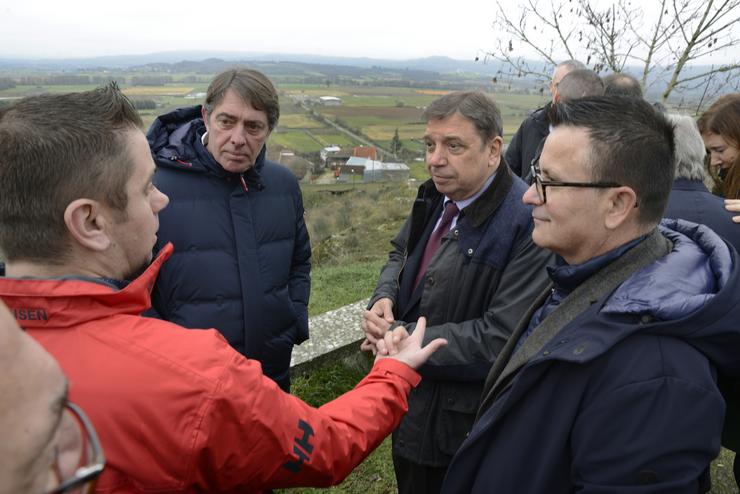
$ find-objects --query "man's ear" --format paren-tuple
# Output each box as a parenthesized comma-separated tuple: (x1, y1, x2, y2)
(488, 136, 504, 168)
(604, 186, 638, 230)
(201, 106, 209, 129)
(63, 199, 111, 252)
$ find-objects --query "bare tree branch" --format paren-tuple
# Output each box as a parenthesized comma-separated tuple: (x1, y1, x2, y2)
(488, 0, 740, 105)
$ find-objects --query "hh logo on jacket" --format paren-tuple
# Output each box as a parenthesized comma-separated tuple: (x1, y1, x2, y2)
(283, 419, 315, 473)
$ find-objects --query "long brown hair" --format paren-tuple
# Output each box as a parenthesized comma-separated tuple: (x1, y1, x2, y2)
(698, 94, 740, 199)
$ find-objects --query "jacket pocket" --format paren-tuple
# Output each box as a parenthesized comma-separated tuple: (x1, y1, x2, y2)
(438, 384, 480, 456)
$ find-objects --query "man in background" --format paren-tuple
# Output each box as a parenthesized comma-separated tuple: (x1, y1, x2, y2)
(505, 59, 586, 178)
(516, 68, 604, 183)
(664, 113, 740, 249)
(147, 68, 310, 391)
(604, 72, 643, 98)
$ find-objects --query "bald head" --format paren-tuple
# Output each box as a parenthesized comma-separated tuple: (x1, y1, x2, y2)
(555, 69, 604, 103)
(550, 60, 587, 101)
(604, 73, 643, 98)
(0, 301, 67, 494)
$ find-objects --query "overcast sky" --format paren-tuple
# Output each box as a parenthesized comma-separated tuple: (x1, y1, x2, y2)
(2, 1, 737, 64)
(1, 1, 501, 60)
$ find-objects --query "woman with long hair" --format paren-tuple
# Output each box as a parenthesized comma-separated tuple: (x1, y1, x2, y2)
(698, 94, 740, 199)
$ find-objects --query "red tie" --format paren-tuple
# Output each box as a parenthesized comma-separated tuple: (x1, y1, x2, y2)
(413, 201, 459, 291)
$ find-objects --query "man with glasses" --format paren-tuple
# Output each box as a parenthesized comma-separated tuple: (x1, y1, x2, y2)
(439, 96, 740, 492)
(147, 68, 311, 391)
(0, 84, 446, 492)
(0, 301, 103, 494)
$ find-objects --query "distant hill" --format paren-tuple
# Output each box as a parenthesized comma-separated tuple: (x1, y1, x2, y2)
(0, 50, 509, 76)
(0, 50, 727, 103)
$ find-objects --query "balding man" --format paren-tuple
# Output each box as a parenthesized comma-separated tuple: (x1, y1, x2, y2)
(604, 72, 643, 98)
(362, 91, 552, 494)
(517, 68, 604, 183)
(505, 60, 586, 179)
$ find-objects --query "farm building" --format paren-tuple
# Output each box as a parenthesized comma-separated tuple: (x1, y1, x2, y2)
(337, 156, 409, 183)
(318, 96, 342, 106)
(353, 146, 377, 160)
(320, 145, 342, 163)
(363, 160, 410, 182)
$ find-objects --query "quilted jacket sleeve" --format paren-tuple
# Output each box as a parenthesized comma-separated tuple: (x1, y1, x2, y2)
(289, 189, 311, 343)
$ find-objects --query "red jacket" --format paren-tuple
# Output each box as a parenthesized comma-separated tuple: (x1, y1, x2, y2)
(0, 244, 420, 493)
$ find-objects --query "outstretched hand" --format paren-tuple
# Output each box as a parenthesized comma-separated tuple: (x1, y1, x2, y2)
(375, 317, 447, 370)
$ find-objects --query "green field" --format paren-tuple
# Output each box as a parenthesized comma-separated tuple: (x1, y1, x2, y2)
(270, 130, 323, 154)
(279, 114, 327, 129)
(0, 78, 546, 160)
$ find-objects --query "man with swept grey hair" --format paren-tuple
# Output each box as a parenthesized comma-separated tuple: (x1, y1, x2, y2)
(147, 68, 310, 391)
(663, 113, 740, 249)
(505, 60, 587, 178)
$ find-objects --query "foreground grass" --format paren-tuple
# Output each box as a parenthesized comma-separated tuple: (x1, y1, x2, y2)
(711, 449, 738, 493)
(308, 259, 385, 317)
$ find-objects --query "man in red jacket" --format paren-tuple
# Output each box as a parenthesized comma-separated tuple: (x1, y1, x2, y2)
(0, 84, 446, 493)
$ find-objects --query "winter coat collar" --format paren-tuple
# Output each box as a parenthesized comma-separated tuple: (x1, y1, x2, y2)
(547, 234, 647, 295)
(146, 105, 267, 188)
(0, 244, 174, 328)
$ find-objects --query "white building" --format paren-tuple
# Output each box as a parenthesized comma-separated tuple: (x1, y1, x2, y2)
(318, 96, 342, 106)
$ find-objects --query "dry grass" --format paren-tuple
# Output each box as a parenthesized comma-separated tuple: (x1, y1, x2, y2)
(123, 86, 194, 96)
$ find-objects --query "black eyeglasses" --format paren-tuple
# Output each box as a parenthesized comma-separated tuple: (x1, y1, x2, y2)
(529, 160, 623, 203)
(46, 402, 105, 494)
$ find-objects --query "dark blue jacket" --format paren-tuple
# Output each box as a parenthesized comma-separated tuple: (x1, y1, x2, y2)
(665, 180, 740, 458)
(504, 103, 550, 180)
(146, 106, 311, 390)
(442, 220, 740, 493)
(665, 178, 740, 253)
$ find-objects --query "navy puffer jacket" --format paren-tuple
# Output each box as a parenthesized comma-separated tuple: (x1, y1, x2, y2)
(442, 220, 740, 493)
(146, 106, 311, 390)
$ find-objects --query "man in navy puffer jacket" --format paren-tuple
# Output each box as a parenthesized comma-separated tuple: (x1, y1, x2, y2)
(147, 68, 310, 391)
(438, 96, 740, 493)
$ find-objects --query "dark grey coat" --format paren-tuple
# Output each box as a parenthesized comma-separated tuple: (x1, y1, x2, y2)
(369, 163, 553, 466)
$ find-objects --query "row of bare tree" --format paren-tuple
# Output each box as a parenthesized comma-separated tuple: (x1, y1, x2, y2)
(486, 0, 739, 109)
